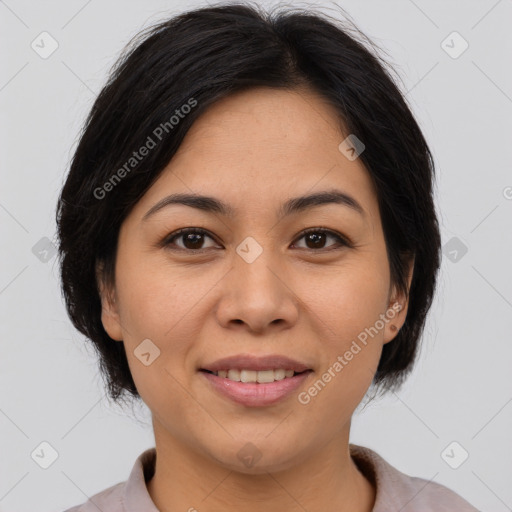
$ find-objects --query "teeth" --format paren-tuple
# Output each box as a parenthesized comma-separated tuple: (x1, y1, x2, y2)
(241, 370, 257, 383)
(274, 369, 286, 380)
(227, 369, 240, 381)
(211, 368, 299, 383)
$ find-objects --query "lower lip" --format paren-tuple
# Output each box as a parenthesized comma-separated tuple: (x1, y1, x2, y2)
(200, 370, 312, 407)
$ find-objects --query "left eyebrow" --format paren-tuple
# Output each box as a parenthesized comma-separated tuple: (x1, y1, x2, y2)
(142, 188, 366, 222)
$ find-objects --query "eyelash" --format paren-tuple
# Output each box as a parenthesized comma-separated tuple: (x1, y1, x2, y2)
(162, 227, 352, 253)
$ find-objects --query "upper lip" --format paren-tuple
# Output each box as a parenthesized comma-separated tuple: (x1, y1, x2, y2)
(200, 354, 312, 372)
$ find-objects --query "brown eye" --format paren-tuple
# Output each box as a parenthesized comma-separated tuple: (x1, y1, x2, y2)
(293, 228, 349, 251)
(164, 228, 219, 251)
(162, 227, 350, 253)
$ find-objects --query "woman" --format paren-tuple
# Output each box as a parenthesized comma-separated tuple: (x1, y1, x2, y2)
(56, 3, 479, 511)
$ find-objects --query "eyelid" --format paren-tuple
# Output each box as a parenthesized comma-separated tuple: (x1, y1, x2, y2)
(292, 227, 352, 249)
(161, 227, 219, 251)
(161, 226, 352, 252)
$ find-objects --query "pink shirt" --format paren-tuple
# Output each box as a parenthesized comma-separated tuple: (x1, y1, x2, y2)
(63, 444, 479, 511)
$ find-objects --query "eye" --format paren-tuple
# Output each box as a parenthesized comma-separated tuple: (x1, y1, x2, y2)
(162, 226, 350, 253)
(163, 228, 220, 252)
(292, 228, 350, 251)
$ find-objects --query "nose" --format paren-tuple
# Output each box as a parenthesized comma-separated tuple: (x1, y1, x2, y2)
(215, 248, 299, 334)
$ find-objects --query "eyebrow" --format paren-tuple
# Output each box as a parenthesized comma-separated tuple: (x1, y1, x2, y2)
(142, 188, 365, 222)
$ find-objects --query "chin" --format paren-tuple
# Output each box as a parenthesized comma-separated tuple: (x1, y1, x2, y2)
(203, 436, 308, 475)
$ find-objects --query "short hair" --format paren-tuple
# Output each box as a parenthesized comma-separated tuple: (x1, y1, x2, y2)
(55, 2, 441, 406)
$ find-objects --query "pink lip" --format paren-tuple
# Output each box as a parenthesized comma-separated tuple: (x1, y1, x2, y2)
(200, 370, 313, 407)
(200, 353, 312, 373)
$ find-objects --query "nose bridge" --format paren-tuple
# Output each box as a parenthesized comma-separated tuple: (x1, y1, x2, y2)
(234, 234, 281, 292)
(215, 233, 298, 331)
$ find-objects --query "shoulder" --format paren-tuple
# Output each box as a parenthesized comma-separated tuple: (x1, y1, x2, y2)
(61, 481, 125, 512)
(61, 447, 157, 512)
(349, 444, 480, 512)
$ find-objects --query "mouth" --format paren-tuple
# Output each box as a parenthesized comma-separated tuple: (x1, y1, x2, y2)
(199, 360, 314, 406)
(199, 368, 312, 383)
(198, 354, 314, 406)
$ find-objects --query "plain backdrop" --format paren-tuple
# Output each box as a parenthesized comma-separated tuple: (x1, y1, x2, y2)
(1, 1, 511, 511)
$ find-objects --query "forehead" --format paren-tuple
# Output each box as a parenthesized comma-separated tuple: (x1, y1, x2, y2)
(130, 87, 378, 225)
(177, 86, 346, 164)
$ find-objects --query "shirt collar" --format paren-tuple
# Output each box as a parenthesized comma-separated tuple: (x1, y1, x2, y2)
(122, 447, 159, 512)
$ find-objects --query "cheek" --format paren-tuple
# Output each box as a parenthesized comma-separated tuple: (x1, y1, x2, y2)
(297, 288, 386, 431)
(113, 261, 199, 393)
(115, 251, 200, 339)
(308, 258, 390, 340)
(294, 260, 389, 411)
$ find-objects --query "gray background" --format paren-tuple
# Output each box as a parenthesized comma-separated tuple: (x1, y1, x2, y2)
(1, 0, 511, 511)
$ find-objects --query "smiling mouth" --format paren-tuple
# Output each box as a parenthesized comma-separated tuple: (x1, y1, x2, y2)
(200, 368, 311, 383)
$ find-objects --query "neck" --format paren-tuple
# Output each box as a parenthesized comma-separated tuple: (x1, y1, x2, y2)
(146, 421, 375, 512)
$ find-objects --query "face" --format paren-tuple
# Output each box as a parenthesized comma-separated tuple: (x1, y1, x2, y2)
(98, 86, 413, 473)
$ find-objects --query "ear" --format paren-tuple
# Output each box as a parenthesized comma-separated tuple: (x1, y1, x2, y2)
(383, 254, 415, 344)
(96, 260, 123, 341)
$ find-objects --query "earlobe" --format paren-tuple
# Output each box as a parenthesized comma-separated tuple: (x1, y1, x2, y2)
(96, 261, 123, 342)
(383, 300, 405, 344)
(384, 254, 415, 344)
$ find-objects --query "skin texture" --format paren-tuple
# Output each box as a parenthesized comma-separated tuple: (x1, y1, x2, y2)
(98, 86, 414, 512)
